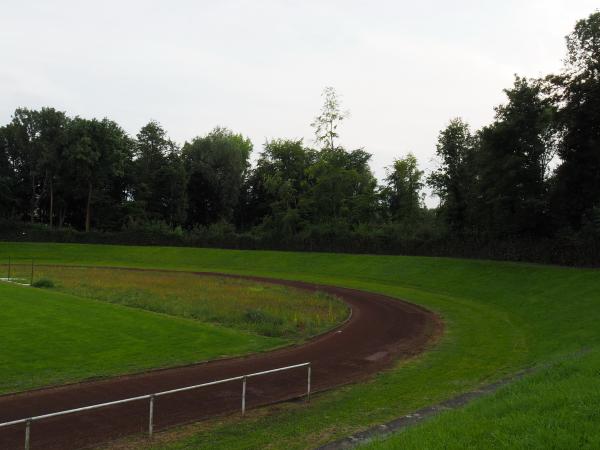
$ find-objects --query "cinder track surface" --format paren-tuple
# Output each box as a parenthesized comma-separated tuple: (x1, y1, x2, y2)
(0, 270, 441, 450)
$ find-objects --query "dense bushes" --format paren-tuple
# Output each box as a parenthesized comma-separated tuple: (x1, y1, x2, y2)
(2, 220, 599, 267)
(32, 278, 55, 288)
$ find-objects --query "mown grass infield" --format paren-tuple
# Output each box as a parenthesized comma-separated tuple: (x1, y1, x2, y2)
(1, 242, 599, 449)
(0, 264, 345, 394)
(0, 281, 282, 394)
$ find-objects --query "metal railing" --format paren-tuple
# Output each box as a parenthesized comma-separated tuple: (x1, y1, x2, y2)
(0, 362, 311, 450)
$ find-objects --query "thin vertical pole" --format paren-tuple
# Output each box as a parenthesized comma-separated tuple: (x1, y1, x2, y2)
(306, 364, 311, 403)
(24, 419, 31, 450)
(241, 376, 247, 416)
(31, 259, 34, 285)
(8, 256, 11, 282)
(148, 395, 155, 438)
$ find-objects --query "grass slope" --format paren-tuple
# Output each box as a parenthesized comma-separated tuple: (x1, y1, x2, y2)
(1, 242, 599, 449)
(363, 350, 600, 449)
(0, 282, 281, 394)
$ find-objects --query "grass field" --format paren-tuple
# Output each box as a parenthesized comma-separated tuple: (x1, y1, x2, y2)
(0, 263, 345, 394)
(1, 242, 599, 449)
(0, 282, 280, 394)
(21, 265, 347, 339)
(363, 349, 600, 449)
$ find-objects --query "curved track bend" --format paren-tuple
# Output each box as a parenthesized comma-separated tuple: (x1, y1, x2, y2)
(0, 271, 442, 450)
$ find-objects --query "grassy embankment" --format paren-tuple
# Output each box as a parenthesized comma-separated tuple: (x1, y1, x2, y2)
(1, 242, 599, 449)
(363, 349, 600, 449)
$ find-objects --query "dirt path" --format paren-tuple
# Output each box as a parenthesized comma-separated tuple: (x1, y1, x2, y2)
(0, 271, 442, 450)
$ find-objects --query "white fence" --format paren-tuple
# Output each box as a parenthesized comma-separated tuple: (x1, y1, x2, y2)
(0, 362, 311, 450)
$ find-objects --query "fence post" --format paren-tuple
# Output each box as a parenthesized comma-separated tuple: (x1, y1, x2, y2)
(148, 395, 155, 438)
(241, 376, 247, 416)
(25, 419, 31, 450)
(306, 364, 311, 403)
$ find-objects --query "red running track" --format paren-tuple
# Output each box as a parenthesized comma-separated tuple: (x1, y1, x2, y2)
(0, 272, 441, 450)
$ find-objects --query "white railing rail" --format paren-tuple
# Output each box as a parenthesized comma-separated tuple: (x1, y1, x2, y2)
(0, 362, 311, 450)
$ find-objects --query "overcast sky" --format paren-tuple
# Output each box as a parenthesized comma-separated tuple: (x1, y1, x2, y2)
(1, 1, 598, 191)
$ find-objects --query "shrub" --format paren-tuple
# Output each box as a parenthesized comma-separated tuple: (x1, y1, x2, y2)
(2, 219, 600, 267)
(32, 278, 55, 288)
(243, 309, 283, 326)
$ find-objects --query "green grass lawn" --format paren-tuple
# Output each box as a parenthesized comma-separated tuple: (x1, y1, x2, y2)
(363, 350, 600, 449)
(0, 281, 283, 394)
(1, 242, 599, 449)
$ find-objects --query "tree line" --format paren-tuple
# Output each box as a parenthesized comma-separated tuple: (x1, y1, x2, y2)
(1, 12, 599, 263)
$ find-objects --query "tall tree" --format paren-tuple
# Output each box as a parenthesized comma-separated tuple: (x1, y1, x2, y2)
(2, 108, 69, 225)
(477, 76, 556, 236)
(131, 121, 186, 225)
(241, 139, 315, 234)
(182, 127, 252, 226)
(303, 147, 378, 227)
(64, 118, 130, 231)
(311, 87, 348, 151)
(132, 121, 169, 214)
(551, 12, 600, 230)
(34, 108, 69, 227)
(163, 150, 188, 226)
(0, 126, 16, 217)
(8, 108, 41, 222)
(304, 88, 377, 228)
(428, 118, 477, 234)
(382, 153, 424, 222)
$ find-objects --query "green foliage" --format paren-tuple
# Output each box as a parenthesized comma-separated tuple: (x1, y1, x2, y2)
(428, 118, 477, 234)
(551, 12, 600, 230)
(476, 76, 556, 237)
(243, 308, 282, 325)
(31, 278, 54, 288)
(311, 86, 349, 151)
(0, 126, 16, 216)
(4, 218, 600, 266)
(240, 138, 315, 233)
(382, 153, 424, 222)
(303, 147, 378, 227)
(63, 116, 131, 231)
(1, 107, 69, 225)
(130, 121, 187, 226)
(182, 127, 252, 226)
(243, 309, 286, 336)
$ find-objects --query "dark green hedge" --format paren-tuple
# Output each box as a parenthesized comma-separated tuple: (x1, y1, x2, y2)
(1, 220, 598, 267)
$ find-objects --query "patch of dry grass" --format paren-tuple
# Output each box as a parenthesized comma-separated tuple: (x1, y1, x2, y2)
(30, 266, 348, 340)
